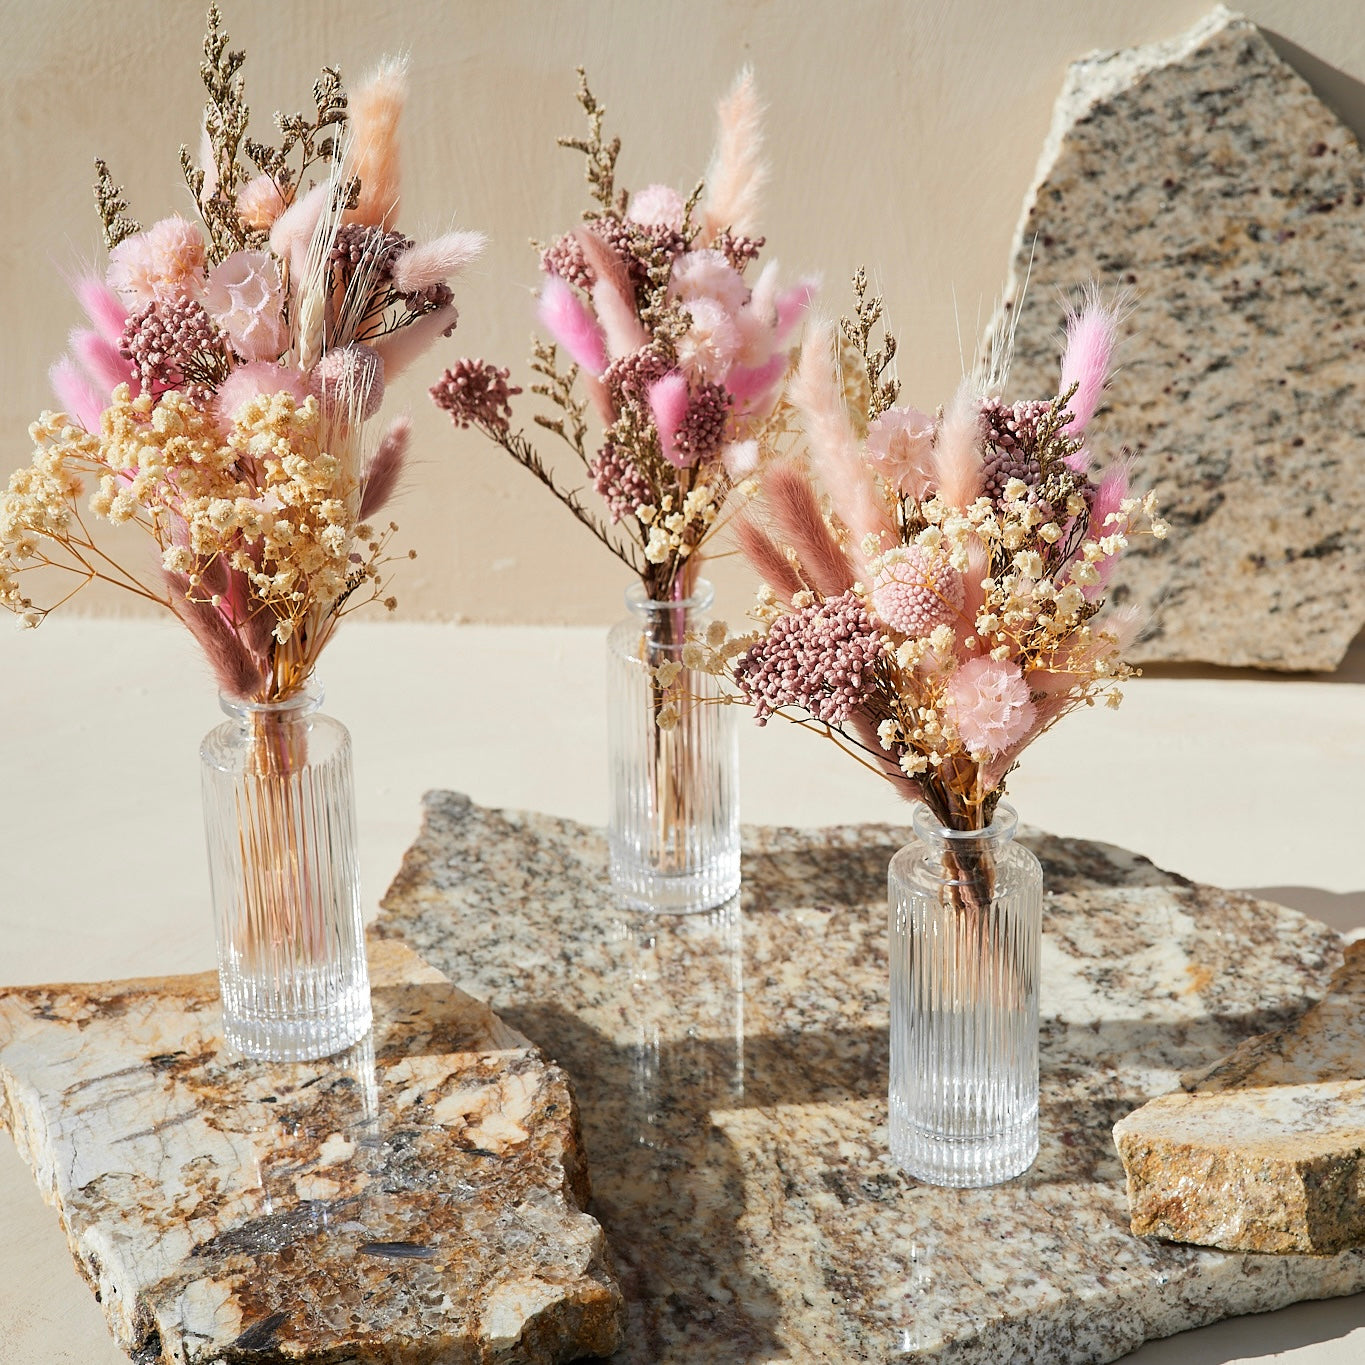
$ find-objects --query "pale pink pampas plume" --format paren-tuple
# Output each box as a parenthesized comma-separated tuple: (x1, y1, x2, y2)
(348, 57, 407, 227)
(391, 231, 487, 292)
(762, 460, 856, 597)
(538, 275, 607, 374)
(932, 379, 984, 510)
(700, 68, 767, 245)
(74, 275, 129, 344)
(360, 415, 410, 518)
(576, 228, 647, 359)
(735, 515, 805, 600)
(372, 303, 457, 379)
(727, 353, 787, 415)
(648, 373, 690, 467)
(197, 124, 218, 205)
(789, 319, 895, 558)
(70, 329, 134, 396)
(270, 183, 328, 283)
(776, 279, 818, 341)
(49, 357, 104, 430)
(1059, 288, 1124, 434)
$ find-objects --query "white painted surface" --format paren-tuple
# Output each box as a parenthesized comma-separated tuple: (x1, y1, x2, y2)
(0, 617, 1361, 1362)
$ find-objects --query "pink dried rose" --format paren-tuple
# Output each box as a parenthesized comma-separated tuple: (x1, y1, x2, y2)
(945, 656, 1036, 756)
(203, 251, 287, 362)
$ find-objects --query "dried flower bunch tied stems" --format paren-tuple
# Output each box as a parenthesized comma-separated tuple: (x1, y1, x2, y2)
(0, 5, 483, 702)
(431, 67, 813, 604)
(695, 276, 1168, 903)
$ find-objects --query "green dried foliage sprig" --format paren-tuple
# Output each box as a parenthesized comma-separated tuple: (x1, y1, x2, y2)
(558, 68, 625, 218)
(841, 267, 900, 421)
(93, 158, 141, 249)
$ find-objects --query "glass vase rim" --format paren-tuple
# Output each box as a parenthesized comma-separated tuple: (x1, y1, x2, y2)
(218, 676, 324, 719)
(624, 577, 715, 615)
(910, 800, 1019, 846)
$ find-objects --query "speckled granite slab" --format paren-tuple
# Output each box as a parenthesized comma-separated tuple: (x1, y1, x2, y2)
(0, 939, 623, 1364)
(1117, 939, 1365, 1254)
(376, 793, 1365, 1363)
(994, 6, 1365, 671)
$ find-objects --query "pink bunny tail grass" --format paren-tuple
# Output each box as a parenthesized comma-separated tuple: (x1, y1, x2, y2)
(1087, 459, 1131, 535)
(583, 371, 615, 425)
(71, 328, 134, 396)
(775, 278, 819, 342)
(790, 319, 894, 557)
(933, 380, 984, 511)
(197, 122, 218, 204)
(270, 182, 328, 282)
(763, 460, 856, 597)
(538, 274, 607, 374)
(74, 275, 129, 344)
(958, 541, 991, 640)
(576, 228, 647, 359)
(1060, 286, 1126, 434)
(700, 67, 768, 245)
(648, 373, 690, 467)
(165, 571, 266, 700)
(348, 56, 407, 227)
(727, 352, 787, 415)
(391, 231, 487, 293)
(49, 357, 105, 431)
(372, 303, 457, 379)
(359, 415, 411, 518)
(735, 515, 805, 601)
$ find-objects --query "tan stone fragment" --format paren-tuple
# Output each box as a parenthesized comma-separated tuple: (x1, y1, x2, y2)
(1115, 942, 1365, 1253)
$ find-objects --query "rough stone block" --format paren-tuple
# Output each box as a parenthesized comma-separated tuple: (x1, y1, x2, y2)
(1115, 941, 1365, 1254)
(0, 939, 623, 1364)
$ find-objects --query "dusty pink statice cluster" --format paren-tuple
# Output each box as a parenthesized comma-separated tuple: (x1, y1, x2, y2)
(433, 68, 814, 602)
(2, 7, 484, 702)
(703, 279, 1169, 832)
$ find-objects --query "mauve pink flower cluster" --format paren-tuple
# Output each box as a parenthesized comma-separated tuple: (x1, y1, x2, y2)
(734, 591, 881, 725)
(429, 359, 520, 435)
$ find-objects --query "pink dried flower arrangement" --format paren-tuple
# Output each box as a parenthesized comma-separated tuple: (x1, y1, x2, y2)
(1, 5, 484, 701)
(431, 68, 815, 603)
(696, 273, 1168, 832)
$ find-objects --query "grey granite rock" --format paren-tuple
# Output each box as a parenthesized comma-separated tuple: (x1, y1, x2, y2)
(1116, 940, 1365, 1254)
(995, 6, 1365, 671)
(375, 792, 1365, 1363)
(0, 939, 624, 1364)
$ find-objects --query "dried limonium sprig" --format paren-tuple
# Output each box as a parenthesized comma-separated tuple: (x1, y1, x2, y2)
(432, 66, 816, 604)
(682, 278, 1168, 832)
(4, 6, 485, 702)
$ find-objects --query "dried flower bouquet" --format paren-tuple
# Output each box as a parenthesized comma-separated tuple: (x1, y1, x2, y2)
(0, 6, 484, 1055)
(695, 276, 1168, 904)
(1, 5, 483, 703)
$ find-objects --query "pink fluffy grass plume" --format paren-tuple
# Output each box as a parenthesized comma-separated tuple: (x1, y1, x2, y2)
(945, 657, 1037, 757)
(538, 275, 607, 375)
(1059, 290, 1125, 434)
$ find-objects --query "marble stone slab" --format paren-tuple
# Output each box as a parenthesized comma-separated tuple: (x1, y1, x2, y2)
(375, 792, 1365, 1364)
(1116, 939, 1365, 1254)
(0, 939, 623, 1364)
(993, 6, 1365, 671)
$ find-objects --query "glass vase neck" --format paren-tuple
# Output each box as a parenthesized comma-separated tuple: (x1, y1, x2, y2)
(624, 578, 715, 618)
(219, 677, 324, 722)
(911, 802, 1019, 853)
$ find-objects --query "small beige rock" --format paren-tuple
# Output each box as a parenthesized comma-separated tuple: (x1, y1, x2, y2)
(1115, 941, 1365, 1254)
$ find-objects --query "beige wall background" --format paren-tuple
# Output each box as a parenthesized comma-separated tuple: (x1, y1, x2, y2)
(5, 0, 1365, 625)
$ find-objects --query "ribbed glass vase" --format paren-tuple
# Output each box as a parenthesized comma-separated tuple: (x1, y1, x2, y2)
(606, 579, 740, 914)
(200, 679, 371, 1061)
(888, 803, 1042, 1186)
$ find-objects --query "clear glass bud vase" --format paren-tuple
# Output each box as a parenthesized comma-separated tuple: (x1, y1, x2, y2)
(200, 679, 371, 1061)
(606, 578, 740, 913)
(888, 803, 1042, 1186)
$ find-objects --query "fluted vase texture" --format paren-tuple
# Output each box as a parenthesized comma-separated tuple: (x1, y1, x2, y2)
(888, 803, 1042, 1186)
(200, 679, 371, 1061)
(606, 579, 740, 914)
